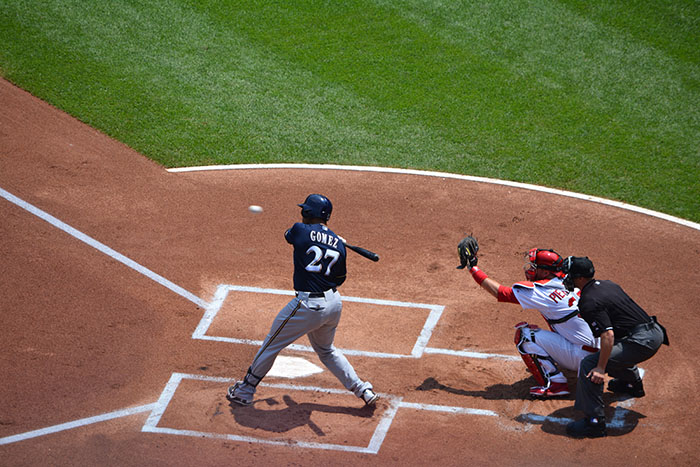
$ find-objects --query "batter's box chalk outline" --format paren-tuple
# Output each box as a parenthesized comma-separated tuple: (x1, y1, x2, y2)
(142, 373, 403, 454)
(142, 373, 501, 454)
(192, 284, 446, 359)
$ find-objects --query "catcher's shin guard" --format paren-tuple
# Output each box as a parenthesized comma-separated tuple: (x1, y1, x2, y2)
(514, 322, 548, 387)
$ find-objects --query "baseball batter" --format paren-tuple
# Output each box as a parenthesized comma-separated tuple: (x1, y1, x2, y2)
(457, 238, 598, 398)
(227, 194, 378, 407)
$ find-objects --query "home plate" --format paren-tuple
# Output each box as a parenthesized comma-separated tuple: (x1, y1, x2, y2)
(267, 356, 323, 378)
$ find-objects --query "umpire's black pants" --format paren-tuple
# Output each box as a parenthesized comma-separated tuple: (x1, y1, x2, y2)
(574, 321, 664, 418)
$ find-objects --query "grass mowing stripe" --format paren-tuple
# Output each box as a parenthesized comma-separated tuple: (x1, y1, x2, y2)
(0, 0, 697, 221)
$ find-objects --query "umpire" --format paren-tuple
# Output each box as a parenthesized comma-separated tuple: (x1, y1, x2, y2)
(562, 256, 669, 438)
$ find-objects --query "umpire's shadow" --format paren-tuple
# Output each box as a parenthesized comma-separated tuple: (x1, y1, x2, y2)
(228, 394, 375, 436)
(514, 395, 645, 437)
(416, 376, 567, 401)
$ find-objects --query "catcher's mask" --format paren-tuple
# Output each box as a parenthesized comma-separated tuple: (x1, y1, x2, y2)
(561, 256, 595, 291)
(524, 248, 564, 281)
(298, 194, 333, 222)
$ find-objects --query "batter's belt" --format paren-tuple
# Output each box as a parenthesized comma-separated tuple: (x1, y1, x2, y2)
(296, 287, 337, 298)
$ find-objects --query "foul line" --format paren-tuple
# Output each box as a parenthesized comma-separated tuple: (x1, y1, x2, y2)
(0, 404, 156, 446)
(0, 187, 207, 308)
(1, 185, 519, 363)
(167, 163, 700, 232)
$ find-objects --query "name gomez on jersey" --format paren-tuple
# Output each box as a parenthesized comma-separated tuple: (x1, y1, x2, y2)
(285, 222, 347, 292)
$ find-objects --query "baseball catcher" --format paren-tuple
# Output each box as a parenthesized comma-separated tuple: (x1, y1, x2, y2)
(457, 237, 599, 398)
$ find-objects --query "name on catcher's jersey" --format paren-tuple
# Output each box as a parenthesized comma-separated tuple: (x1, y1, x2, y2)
(285, 223, 347, 293)
(512, 277, 597, 347)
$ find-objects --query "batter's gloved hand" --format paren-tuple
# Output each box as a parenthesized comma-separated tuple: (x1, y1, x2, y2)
(457, 235, 479, 270)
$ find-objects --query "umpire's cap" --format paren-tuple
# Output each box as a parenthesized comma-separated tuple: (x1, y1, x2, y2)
(562, 256, 595, 278)
(298, 194, 332, 221)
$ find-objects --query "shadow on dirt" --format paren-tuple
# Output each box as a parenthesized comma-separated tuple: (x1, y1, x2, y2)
(515, 402, 645, 437)
(415, 376, 568, 401)
(227, 394, 376, 435)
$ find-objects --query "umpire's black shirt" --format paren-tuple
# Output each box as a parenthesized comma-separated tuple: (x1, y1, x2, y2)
(578, 280, 652, 339)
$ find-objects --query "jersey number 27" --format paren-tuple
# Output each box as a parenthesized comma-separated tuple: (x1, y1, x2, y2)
(305, 246, 339, 276)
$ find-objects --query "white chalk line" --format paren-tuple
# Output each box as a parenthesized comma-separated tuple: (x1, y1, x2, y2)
(0, 403, 156, 446)
(0, 186, 632, 448)
(399, 402, 498, 417)
(141, 373, 496, 454)
(0, 187, 520, 364)
(0, 372, 637, 449)
(0, 187, 207, 308)
(167, 163, 700, 232)
(194, 284, 513, 361)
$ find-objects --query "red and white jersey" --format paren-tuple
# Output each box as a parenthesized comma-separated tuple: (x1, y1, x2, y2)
(511, 277, 597, 348)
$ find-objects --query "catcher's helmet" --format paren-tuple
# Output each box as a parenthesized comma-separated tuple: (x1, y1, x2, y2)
(298, 194, 332, 221)
(524, 248, 564, 281)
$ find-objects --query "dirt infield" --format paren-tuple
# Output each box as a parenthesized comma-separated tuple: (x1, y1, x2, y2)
(2, 77, 699, 465)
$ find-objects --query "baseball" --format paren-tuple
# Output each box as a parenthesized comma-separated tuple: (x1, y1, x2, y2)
(248, 205, 263, 213)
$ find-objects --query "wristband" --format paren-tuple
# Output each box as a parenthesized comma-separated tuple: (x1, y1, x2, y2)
(470, 266, 488, 285)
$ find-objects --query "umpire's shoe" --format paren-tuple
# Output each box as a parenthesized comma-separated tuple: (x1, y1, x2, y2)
(566, 417, 607, 438)
(608, 378, 645, 398)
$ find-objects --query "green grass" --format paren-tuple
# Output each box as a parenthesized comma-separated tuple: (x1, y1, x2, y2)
(1, 0, 698, 222)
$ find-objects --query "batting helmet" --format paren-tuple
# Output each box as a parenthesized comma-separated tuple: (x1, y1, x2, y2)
(524, 248, 564, 281)
(298, 194, 332, 222)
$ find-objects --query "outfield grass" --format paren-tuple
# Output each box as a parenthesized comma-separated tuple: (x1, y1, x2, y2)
(1, 0, 698, 222)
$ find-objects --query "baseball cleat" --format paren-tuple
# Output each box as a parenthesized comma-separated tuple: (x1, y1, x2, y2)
(226, 382, 253, 406)
(566, 417, 607, 438)
(529, 381, 570, 398)
(361, 388, 379, 406)
(608, 378, 645, 398)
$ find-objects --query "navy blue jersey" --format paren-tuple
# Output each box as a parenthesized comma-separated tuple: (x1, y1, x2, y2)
(285, 222, 347, 292)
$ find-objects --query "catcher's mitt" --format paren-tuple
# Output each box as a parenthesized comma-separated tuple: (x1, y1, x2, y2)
(456, 235, 479, 270)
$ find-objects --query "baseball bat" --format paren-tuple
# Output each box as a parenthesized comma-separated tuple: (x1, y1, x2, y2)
(344, 242, 380, 262)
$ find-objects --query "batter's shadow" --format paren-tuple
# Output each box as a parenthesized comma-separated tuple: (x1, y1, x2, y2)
(416, 376, 567, 401)
(227, 394, 376, 436)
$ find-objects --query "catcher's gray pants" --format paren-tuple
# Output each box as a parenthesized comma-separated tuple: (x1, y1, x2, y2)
(574, 321, 664, 418)
(235, 289, 372, 400)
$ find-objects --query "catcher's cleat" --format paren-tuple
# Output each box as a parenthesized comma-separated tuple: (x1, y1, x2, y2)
(529, 381, 570, 398)
(608, 378, 645, 398)
(361, 388, 379, 406)
(227, 382, 253, 406)
(566, 417, 607, 438)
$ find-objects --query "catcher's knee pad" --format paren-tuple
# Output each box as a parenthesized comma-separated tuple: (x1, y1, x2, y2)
(514, 322, 558, 387)
(514, 322, 539, 350)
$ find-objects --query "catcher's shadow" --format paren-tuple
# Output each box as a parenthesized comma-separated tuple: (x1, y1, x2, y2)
(227, 394, 375, 436)
(416, 376, 574, 401)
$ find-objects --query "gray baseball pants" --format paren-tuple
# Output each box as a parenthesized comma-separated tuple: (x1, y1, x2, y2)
(574, 321, 664, 418)
(235, 289, 372, 400)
